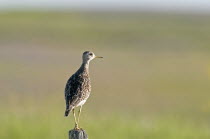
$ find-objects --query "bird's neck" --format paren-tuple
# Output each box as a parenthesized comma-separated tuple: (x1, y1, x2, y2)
(80, 61, 90, 73)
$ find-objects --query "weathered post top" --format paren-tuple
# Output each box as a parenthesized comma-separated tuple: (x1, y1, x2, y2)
(69, 129, 88, 139)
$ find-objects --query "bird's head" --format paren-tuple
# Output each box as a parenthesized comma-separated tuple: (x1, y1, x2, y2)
(82, 51, 103, 63)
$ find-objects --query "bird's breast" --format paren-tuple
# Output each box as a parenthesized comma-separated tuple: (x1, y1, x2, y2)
(76, 99, 87, 107)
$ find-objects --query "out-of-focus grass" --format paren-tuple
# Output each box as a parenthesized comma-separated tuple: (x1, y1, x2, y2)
(0, 11, 210, 50)
(1, 11, 210, 138)
(0, 107, 210, 139)
(1, 112, 210, 139)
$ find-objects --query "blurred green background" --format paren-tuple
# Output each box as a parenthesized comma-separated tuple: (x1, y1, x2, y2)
(1, 11, 210, 139)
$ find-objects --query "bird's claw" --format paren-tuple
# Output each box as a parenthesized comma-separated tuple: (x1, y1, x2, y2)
(74, 124, 80, 130)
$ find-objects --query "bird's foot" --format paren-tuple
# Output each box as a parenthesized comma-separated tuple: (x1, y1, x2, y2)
(74, 124, 80, 130)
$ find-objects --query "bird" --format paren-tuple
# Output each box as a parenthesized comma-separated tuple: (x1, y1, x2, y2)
(64, 51, 103, 129)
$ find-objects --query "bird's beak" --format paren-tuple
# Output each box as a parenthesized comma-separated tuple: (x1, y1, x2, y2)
(95, 56, 103, 58)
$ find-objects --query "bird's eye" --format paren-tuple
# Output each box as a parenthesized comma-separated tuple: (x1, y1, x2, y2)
(89, 53, 93, 56)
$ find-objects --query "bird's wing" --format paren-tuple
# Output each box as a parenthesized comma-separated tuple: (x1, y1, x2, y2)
(65, 74, 82, 107)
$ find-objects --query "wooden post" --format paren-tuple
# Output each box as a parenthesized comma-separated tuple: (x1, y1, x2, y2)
(69, 129, 88, 139)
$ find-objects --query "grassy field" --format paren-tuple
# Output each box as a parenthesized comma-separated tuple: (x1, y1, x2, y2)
(0, 11, 210, 138)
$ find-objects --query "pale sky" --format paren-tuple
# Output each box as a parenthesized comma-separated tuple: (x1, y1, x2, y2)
(1, 0, 210, 13)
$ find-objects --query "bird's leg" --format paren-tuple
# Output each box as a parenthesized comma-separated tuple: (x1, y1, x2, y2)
(73, 109, 79, 129)
(77, 105, 83, 126)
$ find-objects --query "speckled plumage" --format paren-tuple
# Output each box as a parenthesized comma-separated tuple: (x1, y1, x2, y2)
(64, 51, 102, 117)
(64, 62, 91, 116)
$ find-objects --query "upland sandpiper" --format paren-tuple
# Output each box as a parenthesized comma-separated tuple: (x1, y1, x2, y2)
(64, 51, 103, 129)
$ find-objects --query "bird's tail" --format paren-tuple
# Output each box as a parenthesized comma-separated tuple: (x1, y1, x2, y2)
(64, 106, 72, 117)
